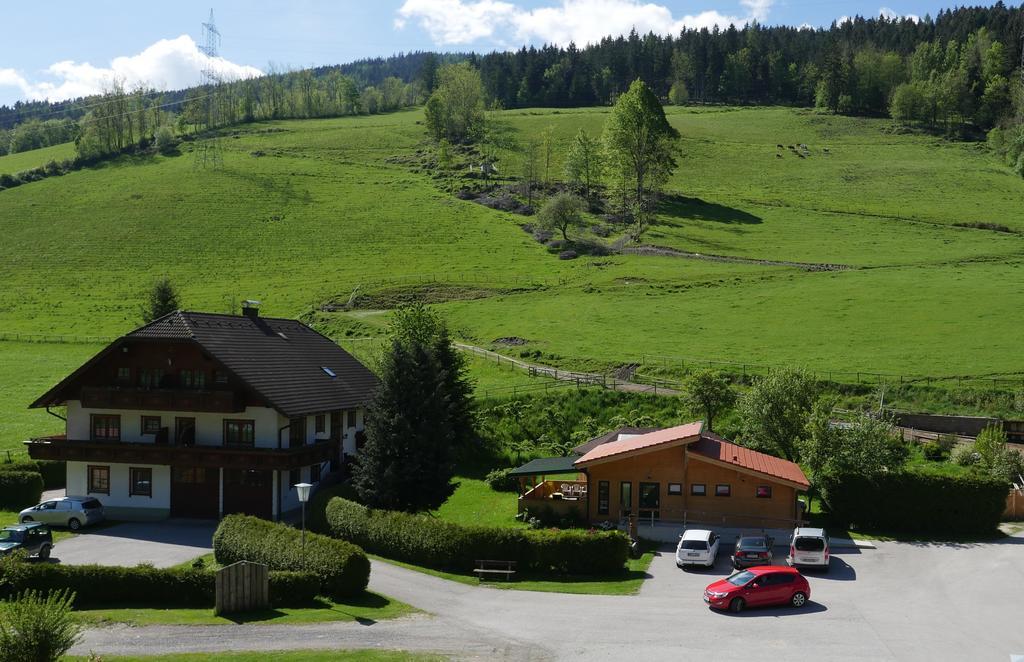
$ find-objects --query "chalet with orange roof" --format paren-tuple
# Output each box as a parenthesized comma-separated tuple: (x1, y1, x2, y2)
(512, 422, 809, 531)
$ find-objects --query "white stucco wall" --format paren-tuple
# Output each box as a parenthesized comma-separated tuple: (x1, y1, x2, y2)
(67, 401, 286, 448)
(67, 460, 170, 512)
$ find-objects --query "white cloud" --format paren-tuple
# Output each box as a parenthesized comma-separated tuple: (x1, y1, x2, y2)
(878, 7, 917, 21)
(0, 35, 262, 103)
(396, 0, 771, 47)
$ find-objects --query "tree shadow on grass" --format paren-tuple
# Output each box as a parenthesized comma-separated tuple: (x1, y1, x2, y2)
(658, 194, 762, 226)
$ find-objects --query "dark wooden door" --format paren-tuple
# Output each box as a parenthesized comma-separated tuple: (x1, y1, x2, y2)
(222, 469, 272, 519)
(639, 482, 660, 520)
(170, 467, 219, 519)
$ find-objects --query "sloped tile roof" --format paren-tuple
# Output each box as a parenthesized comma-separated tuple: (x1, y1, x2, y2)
(575, 421, 705, 466)
(34, 310, 378, 418)
(690, 432, 810, 488)
(508, 456, 580, 476)
(131, 311, 379, 417)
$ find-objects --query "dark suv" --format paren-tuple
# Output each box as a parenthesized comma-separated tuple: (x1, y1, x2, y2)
(731, 533, 775, 569)
(0, 522, 54, 560)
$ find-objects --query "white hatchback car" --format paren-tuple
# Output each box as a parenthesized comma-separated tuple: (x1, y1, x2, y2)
(675, 528, 720, 568)
(787, 527, 830, 571)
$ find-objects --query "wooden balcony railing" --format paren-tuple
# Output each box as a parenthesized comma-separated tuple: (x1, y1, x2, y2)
(25, 436, 337, 471)
(80, 386, 244, 413)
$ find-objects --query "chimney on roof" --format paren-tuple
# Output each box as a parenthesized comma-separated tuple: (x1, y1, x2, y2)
(241, 300, 261, 318)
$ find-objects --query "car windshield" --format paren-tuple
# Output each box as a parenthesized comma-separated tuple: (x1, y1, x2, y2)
(0, 530, 24, 543)
(727, 570, 755, 586)
(81, 499, 102, 509)
(795, 537, 825, 551)
(738, 537, 767, 549)
(680, 540, 708, 551)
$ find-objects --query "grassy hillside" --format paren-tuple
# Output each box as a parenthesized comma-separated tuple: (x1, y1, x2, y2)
(1, 106, 1023, 451)
(0, 142, 76, 174)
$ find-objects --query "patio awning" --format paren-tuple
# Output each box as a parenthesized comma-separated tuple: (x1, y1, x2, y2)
(507, 456, 580, 477)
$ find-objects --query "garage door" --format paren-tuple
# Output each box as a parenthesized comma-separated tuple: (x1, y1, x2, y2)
(223, 469, 272, 519)
(170, 467, 219, 519)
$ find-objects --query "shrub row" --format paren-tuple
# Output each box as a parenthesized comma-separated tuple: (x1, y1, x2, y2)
(325, 497, 629, 575)
(819, 470, 1008, 535)
(0, 471, 43, 510)
(0, 556, 319, 607)
(213, 514, 369, 599)
(0, 460, 65, 489)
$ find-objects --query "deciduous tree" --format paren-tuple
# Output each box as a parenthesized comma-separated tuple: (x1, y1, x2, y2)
(536, 193, 585, 241)
(680, 371, 736, 432)
(737, 367, 818, 461)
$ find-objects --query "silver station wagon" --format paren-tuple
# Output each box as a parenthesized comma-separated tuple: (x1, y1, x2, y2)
(19, 496, 105, 530)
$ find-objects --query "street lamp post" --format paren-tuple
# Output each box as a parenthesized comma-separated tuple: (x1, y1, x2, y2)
(295, 482, 312, 553)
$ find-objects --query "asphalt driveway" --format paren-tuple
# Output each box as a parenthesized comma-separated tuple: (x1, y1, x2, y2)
(52, 519, 215, 568)
(73, 529, 1024, 661)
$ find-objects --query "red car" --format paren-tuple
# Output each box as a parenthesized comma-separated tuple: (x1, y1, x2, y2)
(703, 566, 810, 613)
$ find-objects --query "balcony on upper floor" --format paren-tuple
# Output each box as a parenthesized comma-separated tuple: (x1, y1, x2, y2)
(79, 386, 245, 413)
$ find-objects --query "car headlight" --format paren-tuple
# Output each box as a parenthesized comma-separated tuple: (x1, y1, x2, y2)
(708, 591, 729, 599)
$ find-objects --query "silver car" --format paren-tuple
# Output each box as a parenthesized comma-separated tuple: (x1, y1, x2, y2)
(19, 496, 105, 530)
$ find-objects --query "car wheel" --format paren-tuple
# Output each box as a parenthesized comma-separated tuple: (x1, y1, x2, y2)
(68, 518, 81, 531)
(20, 516, 33, 523)
(38, 544, 51, 561)
(791, 591, 807, 608)
(729, 598, 745, 613)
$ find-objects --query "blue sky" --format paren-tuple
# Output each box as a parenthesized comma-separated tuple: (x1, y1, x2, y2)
(0, 0, 967, 106)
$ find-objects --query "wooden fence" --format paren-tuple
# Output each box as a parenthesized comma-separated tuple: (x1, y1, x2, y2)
(1005, 488, 1024, 521)
(215, 561, 269, 615)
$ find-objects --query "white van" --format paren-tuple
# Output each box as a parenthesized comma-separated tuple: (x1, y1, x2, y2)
(676, 529, 720, 568)
(787, 527, 830, 571)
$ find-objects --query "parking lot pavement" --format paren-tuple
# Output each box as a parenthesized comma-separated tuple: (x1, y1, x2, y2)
(639, 540, 860, 599)
(51, 519, 215, 568)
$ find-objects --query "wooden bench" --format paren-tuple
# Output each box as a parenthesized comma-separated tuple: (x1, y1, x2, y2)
(473, 559, 517, 581)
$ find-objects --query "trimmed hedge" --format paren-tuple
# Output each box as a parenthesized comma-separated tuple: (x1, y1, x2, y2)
(0, 471, 44, 510)
(0, 460, 65, 490)
(0, 556, 319, 607)
(0, 558, 318, 607)
(325, 497, 629, 575)
(213, 514, 369, 599)
(819, 470, 1008, 535)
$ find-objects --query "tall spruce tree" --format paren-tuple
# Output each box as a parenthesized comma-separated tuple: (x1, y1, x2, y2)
(141, 277, 180, 322)
(354, 304, 474, 511)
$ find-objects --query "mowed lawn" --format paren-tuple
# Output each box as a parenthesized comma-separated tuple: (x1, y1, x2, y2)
(432, 477, 526, 528)
(66, 651, 442, 662)
(0, 142, 75, 175)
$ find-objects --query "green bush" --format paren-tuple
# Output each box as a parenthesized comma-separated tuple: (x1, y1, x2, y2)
(0, 460, 65, 490)
(213, 514, 369, 599)
(921, 441, 947, 461)
(0, 471, 44, 510)
(484, 468, 519, 492)
(951, 444, 979, 466)
(0, 555, 318, 608)
(819, 470, 1008, 535)
(326, 497, 629, 575)
(0, 588, 81, 662)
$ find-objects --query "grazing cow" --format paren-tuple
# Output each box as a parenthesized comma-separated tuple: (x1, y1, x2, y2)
(776, 153, 783, 158)
(777, 144, 784, 148)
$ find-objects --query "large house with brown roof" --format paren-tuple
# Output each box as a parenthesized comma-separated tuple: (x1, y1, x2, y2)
(514, 422, 810, 533)
(25, 304, 378, 521)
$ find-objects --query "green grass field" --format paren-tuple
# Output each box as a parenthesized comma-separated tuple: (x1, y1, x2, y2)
(67, 651, 441, 662)
(2, 106, 1024, 451)
(72, 590, 415, 627)
(0, 142, 75, 175)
